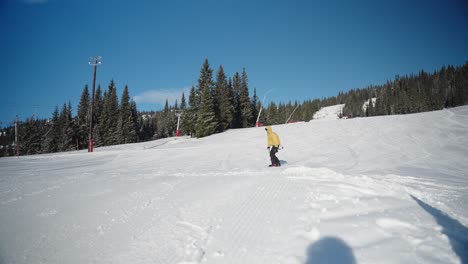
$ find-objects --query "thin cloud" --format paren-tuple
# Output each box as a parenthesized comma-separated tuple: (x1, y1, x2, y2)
(133, 88, 189, 106)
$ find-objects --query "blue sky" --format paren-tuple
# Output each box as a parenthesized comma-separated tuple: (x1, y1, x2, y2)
(1, 0, 467, 126)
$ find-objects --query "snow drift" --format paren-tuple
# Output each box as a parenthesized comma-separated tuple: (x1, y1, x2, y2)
(1, 106, 468, 264)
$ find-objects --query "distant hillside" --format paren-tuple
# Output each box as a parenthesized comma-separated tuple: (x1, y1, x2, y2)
(312, 104, 345, 120)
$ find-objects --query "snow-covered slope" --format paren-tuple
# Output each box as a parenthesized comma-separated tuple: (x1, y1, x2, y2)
(313, 104, 345, 120)
(1, 106, 468, 264)
(362, 97, 377, 112)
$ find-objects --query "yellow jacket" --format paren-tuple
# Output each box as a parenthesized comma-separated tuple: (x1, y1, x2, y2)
(266, 126, 281, 147)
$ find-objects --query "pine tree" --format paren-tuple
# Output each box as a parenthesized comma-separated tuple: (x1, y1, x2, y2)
(118, 85, 137, 144)
(213, 66, 224, 132)
(101, 80, 119, 146)
(196, 84, 217, 137)
(178, 93, 187, 135)
(93, 85, 105, 147)
(461, 62, 468, 105)
(216, 65, 234, 131)
(180, 92, 187, 110)
(182, 86, 197, 136)
(240, 68, 253, 127)
(232, 72, 242, 128)
(19, 116, 44, 155)
(278, 102, 287, 123)
(77, 85, 90, 149)
(43, 106, 60, 153)
(57, 102, 74, 151)
(266, 102, 279, 125)
(251, 88, 259, 126)
(452, 64, 468, 107)
(374, 95, 384, 116)
(227, 78, 236, 128)
(164, 99, 169, 113)
(156, 99, 174, 138)
(130, 101, 139, 141)
(195, 59, 217, 137)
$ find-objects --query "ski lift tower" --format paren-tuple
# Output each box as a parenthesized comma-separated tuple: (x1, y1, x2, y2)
(14, 115, 19, 156)
(88, 56, 102, 152)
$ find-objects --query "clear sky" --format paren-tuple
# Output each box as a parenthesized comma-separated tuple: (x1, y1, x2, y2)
(1, 0, 467, 126)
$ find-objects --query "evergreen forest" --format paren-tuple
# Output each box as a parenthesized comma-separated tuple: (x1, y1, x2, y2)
(1, 60, 467, 157)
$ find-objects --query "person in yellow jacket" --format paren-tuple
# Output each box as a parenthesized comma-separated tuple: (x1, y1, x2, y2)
(265, 126, 281, 167)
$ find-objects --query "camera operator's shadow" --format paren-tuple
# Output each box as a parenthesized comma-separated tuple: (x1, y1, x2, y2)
(411, 195, 468, 264)
(305, 237, 356, 264)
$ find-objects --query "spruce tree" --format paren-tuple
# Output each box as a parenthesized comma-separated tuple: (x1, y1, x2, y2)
(178, 93, 187, 135)
(93, 85, 105, 147)
(182, 86, 197, 136)
(43, 106, 60, 153)
(101, 80, 119, 146)
(278, 102, 287, 123)
(130, 101, 139, 141)
(180, 92, 187, 110)
(118, 85, 137, 144)
(227, 78, 236, 128)
(58, 102, 74, 151)
(266, 102, 279, 125)
(232, 72, 242, 128)
(251, 88, 259, 126)
(216, 65, 234, 131)
(157, 99, 174, 138)
(213, 66, 224, 132)
(195, 59, 217, 137)
(240, 68, 253, 127)
(196, 84, 217, 137)
(20, 116, 44, 155)
(77, 85, 90, 149)
(374, 96, 384, 116)
(164, 99, 169, 113)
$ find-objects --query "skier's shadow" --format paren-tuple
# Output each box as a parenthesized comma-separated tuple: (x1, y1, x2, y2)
(410, 195, 468, 263)
(304, 237, 356, 264)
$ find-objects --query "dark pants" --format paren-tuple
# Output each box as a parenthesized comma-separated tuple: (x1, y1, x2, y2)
(270, 146, 280, 166)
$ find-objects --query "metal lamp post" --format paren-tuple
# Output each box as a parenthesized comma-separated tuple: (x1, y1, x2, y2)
(88, 56, 101, 152)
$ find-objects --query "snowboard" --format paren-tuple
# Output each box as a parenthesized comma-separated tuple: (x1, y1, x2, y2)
(267, 160, 287, 167)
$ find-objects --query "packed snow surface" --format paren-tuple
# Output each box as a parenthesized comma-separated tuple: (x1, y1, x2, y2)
(1, 106, 468, 264)
(313, 104, 345, 120)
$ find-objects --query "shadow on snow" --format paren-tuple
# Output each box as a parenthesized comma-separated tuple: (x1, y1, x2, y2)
(304, 236, 356, 264)
(411, 195, 468, 264)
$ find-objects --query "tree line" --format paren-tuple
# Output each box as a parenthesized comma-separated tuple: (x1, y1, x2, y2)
(139, 59, 259, 139)
(341, 63, 468, 118)
(1, 60, 467, 157)
(0, 81, 138, 156)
